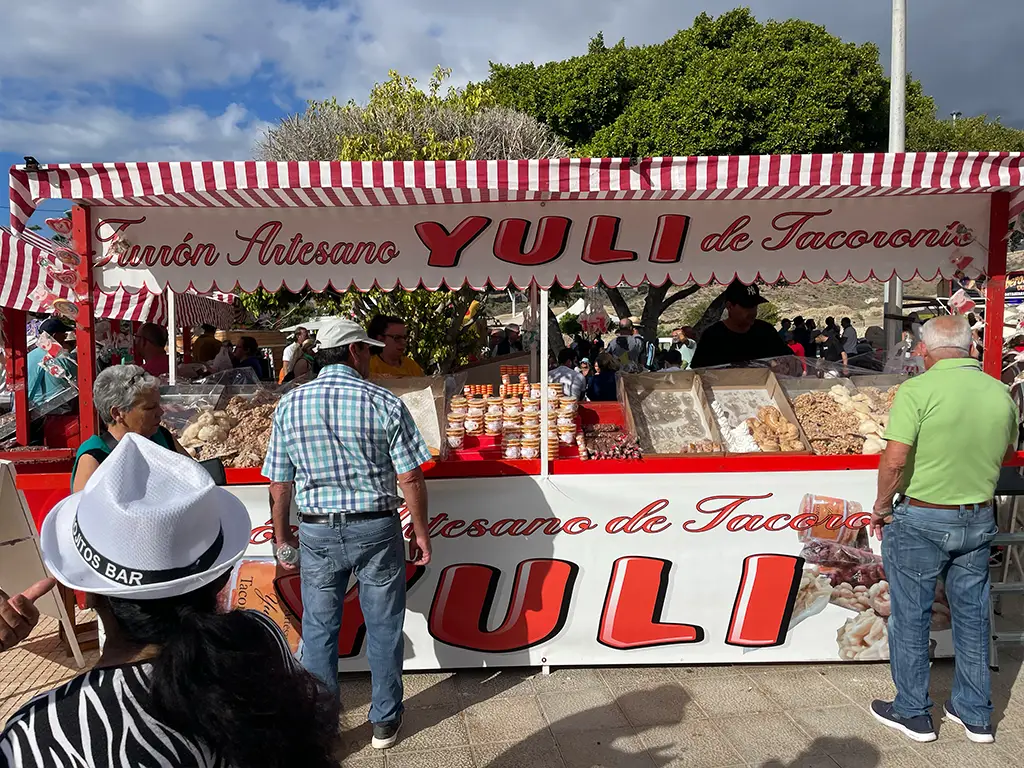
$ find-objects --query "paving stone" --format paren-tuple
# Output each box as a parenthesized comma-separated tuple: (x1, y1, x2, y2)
(681, 675, 780, 717)
(387, 706, 471, 754)
(749, 668, 851, 709)
(387, 746, 475, 768)
(454, 669, 537, 705)
(599, 666, 677, 691)
(403, 672, 460, 709)
(711, 713, 823, 764)
(554, 727, 656, 768)
(910, 739, 1019, 767)
(830, 747, 934, 768)
(638, 718, 745, 768)
(787, 705, 908, 753)
(539, 688, 631, 734)
(616, 683, 698, 727)
(471, 730, 565, 768)
(531, 668, 608, 694)
(463, 695, 547, 745)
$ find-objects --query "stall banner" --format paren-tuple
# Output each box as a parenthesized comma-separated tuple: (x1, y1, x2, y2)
(222, 472, 952, 671)
(90, 195, 988, 295)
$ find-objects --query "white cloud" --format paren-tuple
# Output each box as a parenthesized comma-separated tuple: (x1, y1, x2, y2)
(0, 0, 1020, 162)
(0, 103, 270, 161)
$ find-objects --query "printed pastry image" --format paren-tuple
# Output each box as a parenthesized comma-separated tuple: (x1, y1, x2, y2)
(788, 568, 834, 630)
(837, 608, 889, 660)
(796, 494, 870, 550)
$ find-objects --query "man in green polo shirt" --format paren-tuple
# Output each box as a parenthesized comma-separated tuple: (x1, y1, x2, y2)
(869, 316, 1017, 745)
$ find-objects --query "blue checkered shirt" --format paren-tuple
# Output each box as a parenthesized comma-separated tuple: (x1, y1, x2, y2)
(261, 364, 432, 513)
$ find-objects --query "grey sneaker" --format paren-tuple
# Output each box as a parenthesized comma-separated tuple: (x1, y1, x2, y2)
(944, 700, 994, 744)
(870, 700, 937, 743)
(371, 714, 403, 749)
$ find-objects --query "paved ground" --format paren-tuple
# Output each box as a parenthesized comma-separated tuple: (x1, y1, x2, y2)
(1, 614, 1022, 767)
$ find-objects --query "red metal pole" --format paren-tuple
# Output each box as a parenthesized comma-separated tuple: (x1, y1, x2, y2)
(3, 308, 30, 445)
(72, 206, 98, 441)
(983, 192, 1010, 379)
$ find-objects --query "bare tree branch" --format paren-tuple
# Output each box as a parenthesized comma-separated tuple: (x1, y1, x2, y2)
(661, 285, 702, 312)
(602, 286, 632, 325)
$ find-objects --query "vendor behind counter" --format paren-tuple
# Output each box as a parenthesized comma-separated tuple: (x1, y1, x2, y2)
(690, 279, 793, 369)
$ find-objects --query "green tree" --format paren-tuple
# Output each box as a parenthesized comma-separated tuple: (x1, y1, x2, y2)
(254, 67, 570, 370)
(486, 8, 933, 341)
(908, 113, 1024, 153)
(558, 313, 583, 336)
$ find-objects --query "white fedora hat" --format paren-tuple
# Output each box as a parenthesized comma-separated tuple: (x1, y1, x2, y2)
(41, 433, 251, 600)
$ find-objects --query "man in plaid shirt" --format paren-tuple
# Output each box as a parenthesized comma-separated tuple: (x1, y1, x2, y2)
(263, 318, 431, 751)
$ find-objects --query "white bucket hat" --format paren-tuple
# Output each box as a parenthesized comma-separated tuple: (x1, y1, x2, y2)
(315, 318, 384, 350)
(41, 433, 251, 600)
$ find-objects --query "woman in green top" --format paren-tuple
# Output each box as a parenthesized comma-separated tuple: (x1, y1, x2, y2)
(71, 365, 189, 491)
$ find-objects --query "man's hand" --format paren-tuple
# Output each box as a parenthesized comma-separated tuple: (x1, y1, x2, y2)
(870, 501, 893, 542)
(408, 531, 432, 567)
(0, 578, 57, 652)
(274, 529, 300, 571)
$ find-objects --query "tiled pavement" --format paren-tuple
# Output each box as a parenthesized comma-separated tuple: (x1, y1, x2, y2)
(2, 615, 1023, 767)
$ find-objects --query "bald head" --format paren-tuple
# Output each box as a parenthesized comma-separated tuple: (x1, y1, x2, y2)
(921, 316, 972, 362)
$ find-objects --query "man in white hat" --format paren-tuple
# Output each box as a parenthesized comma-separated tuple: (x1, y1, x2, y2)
(263, 317, 432, 750)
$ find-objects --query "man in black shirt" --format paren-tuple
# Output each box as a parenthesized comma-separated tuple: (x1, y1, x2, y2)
(690, 279, 794, 368)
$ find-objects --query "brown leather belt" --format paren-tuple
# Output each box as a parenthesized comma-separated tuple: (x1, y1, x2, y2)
(299, 510, 395, 524)
(905, 497, 992, 510)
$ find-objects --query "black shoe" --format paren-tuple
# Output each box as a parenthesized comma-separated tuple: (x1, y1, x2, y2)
(870, 700, 937, 743)
(371, 713, 403, 749)
(944, 700, 995, 744)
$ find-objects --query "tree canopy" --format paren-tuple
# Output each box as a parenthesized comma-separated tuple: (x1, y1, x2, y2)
(251, 67, 569, 371)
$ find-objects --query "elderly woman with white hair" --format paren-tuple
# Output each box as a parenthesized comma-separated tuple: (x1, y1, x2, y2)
(71, 364, 188, 491)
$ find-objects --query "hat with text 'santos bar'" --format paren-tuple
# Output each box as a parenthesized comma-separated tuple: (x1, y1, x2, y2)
(41, 433, 250, 599)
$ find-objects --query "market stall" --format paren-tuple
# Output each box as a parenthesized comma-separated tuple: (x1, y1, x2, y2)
(4, 153, 1024, 670)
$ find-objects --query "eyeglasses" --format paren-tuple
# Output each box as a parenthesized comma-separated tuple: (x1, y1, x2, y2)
(384, 334, 409, 342)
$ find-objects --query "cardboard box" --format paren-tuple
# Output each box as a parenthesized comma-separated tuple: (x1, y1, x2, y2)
(617, 371, 724, 456)
(699, 368, 813, 455)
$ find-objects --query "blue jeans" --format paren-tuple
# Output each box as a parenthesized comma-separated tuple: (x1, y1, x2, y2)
(298, 514, 406, 725)
(882, 501, 998, 727)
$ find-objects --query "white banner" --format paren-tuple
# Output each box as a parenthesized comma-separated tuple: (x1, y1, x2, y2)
(222, 471, 953, 670)
(91, 196, 988, 294)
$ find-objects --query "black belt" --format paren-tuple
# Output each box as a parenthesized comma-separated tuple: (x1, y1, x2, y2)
(298, 510, 396, 524)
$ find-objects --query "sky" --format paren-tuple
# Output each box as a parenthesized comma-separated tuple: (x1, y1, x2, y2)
(1, 0, 1022, 223)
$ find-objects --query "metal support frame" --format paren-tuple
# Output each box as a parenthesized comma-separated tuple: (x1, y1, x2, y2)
(72, 206, 97, 442)
(883, 0, 908, 353)
(984, 193, 1010, 378)
(4, 308, 30, 445)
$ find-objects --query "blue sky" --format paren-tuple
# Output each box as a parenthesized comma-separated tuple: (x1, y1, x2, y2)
(2, 0, 1022, 231)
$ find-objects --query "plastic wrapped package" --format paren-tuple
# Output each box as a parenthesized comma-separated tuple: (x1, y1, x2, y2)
(799, 536, 885, 588)
(788, 568, 834, 630)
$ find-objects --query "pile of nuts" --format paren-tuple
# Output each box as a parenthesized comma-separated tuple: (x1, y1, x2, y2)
(792, 392, 866, 456)
(175, 391, 279, 468)
(828, 386, 891, 455)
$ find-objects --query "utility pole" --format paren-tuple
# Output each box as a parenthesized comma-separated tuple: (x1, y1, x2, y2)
(884, 0, 907, 353)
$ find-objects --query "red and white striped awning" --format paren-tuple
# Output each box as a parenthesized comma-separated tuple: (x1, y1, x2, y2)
(7, 153, 1024, 293)
(10, 154, 1024, 231)
(0, 227, 236, 328)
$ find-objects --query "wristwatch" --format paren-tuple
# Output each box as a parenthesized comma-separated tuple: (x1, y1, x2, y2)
(274, 542, 300, 566)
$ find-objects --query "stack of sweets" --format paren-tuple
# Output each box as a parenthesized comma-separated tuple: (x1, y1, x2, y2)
(464, 384, 493, 398)
(576, 431, 589, 460)
(464, 397, 485, 436)
(446, 409, 466, 450)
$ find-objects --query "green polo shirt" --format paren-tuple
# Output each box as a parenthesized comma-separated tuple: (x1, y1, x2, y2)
(884, 358, 1018, 505)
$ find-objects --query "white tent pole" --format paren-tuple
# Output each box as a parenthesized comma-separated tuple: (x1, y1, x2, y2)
(884, 0, 907, 352)
(529, 283, 539, 382)
(166, 289, 177, 385)
(540, 287, 550, 478)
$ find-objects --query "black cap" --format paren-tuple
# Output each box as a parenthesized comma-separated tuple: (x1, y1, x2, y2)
(723, 278, 767, 308)
(40, 317, 71, 337)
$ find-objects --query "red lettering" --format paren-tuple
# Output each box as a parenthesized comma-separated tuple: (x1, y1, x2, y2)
(597, 557, 703, 649)
(763, 514, 792, 532)
(607, 500, 671, 534)
(726, 514, 765, 532)
(761, 210, 831, 251)
(825, 231, 847, 249)
(910, 229, 939, 247)
(428, 560, 577, 652)
(416, 217, 491, 268)
(791, 513, 818, 531)
(888, 229, 912, 248)
(274, 565, 424, 657)
(492, 217, 571, 266)
(491, 519, 531, 536)
(562, 517, 597, 535)
(376, 241, 399, 264)
(232, 221, 281, 266)
(701, 215, 751, 253)
(648, 214, 692, 263)
(683, 494, 773, 533)
(846, 230, 870, 248)
(522, 518, 563, 536)
(844, 513, 871, 530)
(581, 216, 636, 264)
(440, 520, 467, 537)
(466, 520, 488, 537)
(725, 554, 803, 648)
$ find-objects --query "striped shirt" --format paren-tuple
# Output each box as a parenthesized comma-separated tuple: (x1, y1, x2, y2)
(261, 364, 431, 514)
(0, 612, 289, 768)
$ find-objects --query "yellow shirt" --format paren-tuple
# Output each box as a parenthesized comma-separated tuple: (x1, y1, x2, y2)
(370, 354, 424, 379)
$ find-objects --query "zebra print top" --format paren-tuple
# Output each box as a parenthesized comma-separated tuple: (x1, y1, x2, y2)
(0, 611, 290, 768)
